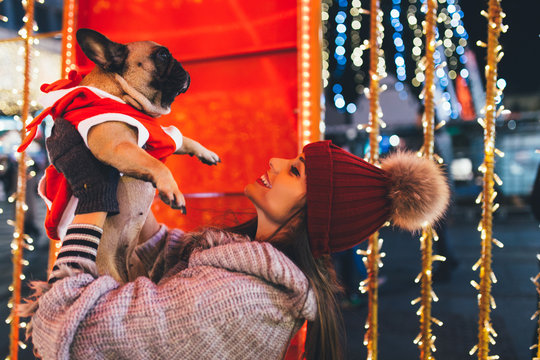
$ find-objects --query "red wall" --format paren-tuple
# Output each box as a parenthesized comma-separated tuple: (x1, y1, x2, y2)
(76, 1, 299, 228)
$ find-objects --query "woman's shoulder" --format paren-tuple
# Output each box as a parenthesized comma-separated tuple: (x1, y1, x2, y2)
(182, 235, 317, 321)
(188, 233, 302, 285)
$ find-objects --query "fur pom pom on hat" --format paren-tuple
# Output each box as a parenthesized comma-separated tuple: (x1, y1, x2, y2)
(380, 150, 450, 231)
(304, 141, 449, 258)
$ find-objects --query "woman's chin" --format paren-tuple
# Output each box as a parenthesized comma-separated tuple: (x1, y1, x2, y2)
(244, 184, 261, 210)
(244, 184, 256, 202)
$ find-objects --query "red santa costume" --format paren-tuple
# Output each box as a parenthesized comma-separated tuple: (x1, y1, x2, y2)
(18, 71, 183, 240)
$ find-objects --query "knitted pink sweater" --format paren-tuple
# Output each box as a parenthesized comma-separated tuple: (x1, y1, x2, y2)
(30, 228, 317, 359)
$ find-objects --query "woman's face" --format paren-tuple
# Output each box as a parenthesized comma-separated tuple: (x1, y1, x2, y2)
(245, 154, 307, 237)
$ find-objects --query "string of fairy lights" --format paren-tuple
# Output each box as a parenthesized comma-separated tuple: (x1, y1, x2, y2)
(323, 0, 485, 127)
(416, 0, 443, 357)
(322, 4, 386, 358)
(0, 1, 65, 358)
(321, 1, 331, 89)
(323, 2, 453, 357)
(390, 0, 407, 99)
(531, 256, 540, 359)
(4, 0, 36, 356)
(470, 1, 507, 358)
(360, 0, 386, 358)
(320, 0, 516, 358)
(329, 0, 355, 113)
(297, 0, 322, 149)
(47, 0, 77, 272)
(324, 0, 389, 357)
(408, 0, 468, 121)
(61, 0, 78, 79)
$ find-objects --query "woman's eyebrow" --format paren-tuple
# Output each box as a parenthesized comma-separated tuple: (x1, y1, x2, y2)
(299, 156, 305, 163)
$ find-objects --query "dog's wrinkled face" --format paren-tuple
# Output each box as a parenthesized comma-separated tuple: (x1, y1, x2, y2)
(76, 28, 190, 113)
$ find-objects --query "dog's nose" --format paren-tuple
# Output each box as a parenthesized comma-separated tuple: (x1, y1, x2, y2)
(180, 73, 190, 94)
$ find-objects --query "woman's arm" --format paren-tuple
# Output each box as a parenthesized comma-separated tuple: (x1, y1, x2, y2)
(32, 262, 298, 360)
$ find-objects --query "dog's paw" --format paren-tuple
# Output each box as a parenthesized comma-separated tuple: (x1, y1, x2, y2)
(197, 149, 221, 166)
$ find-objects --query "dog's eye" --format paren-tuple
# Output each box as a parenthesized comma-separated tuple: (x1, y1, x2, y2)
(156, 48, 171, 62)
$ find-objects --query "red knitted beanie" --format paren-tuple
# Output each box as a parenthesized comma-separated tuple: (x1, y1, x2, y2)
(304, 140, 449, 258)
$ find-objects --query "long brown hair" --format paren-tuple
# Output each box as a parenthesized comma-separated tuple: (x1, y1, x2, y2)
(228, 210, 345, 360)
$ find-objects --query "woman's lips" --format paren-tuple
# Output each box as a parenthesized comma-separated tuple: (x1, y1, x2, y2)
(256, 172, 272, 189)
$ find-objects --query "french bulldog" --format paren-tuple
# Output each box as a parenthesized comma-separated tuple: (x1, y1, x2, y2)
(76, 28, 220, 212)
(66, 29, 219, 280)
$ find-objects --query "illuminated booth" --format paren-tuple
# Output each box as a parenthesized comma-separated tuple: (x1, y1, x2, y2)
(72, 0, 322, 231)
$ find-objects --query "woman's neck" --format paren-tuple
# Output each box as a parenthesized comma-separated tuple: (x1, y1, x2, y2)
(254, 210, 281, 241)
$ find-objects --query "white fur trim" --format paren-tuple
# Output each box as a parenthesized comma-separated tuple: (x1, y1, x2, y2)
(38, 175, 78, 242)
(57, 196, 77, 241)
(39, 86, 126, 108)
(37, 175, 52, 210)
(161, 125, 183, 151)
(40, 85, 152, 149)
(77, 113, 150, 148)
(83, 86, 125, 103)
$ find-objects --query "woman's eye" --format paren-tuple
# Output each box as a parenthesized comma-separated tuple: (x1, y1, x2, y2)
(290, 165, 300, 177)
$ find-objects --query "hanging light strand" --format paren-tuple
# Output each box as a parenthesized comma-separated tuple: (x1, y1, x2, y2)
(390, 0, 407, 97)
(408, 0, 424, 88)
(60, 0, 78, 78)
(46, 0, 80, 275)
(470, 1, 505, 359)
(9, 0, 35, 358)
(298, 0, 322, 150)
(415, 1, 440, 358)
(349, 0, 366, 109)
(530, 263, 540, 359)
(363, 0, 385, 358)
(321, 0, 331, 89)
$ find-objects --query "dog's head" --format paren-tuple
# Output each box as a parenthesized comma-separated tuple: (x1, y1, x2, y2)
(76, 28, 190, 116)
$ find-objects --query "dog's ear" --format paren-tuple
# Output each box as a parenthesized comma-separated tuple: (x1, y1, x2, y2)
(76, 28, 128, 73)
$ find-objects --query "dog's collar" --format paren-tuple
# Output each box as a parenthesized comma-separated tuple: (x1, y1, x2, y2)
(114, 74, 171, 118)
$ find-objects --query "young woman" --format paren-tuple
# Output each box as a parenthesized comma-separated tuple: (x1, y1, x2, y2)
(23, 120, 449, 360)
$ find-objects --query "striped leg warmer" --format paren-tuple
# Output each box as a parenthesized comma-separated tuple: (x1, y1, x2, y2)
(48, 224, 102, 284)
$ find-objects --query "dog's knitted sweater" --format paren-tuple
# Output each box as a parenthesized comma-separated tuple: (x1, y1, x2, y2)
(29, 228, 317, 360)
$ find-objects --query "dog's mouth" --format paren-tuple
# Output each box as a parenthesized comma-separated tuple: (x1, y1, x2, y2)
(161, 62, 190, 108)
(152, 47, 190, 108)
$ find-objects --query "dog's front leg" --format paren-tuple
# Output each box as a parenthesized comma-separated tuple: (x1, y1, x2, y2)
(88, 121, 186, 211)
(176, 136, 221, 166)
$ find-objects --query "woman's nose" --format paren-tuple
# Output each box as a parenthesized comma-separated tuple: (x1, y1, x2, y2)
(269, 158, 285, 173)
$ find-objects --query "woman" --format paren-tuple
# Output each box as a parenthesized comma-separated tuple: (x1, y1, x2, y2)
(23, 120, 449, 360)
